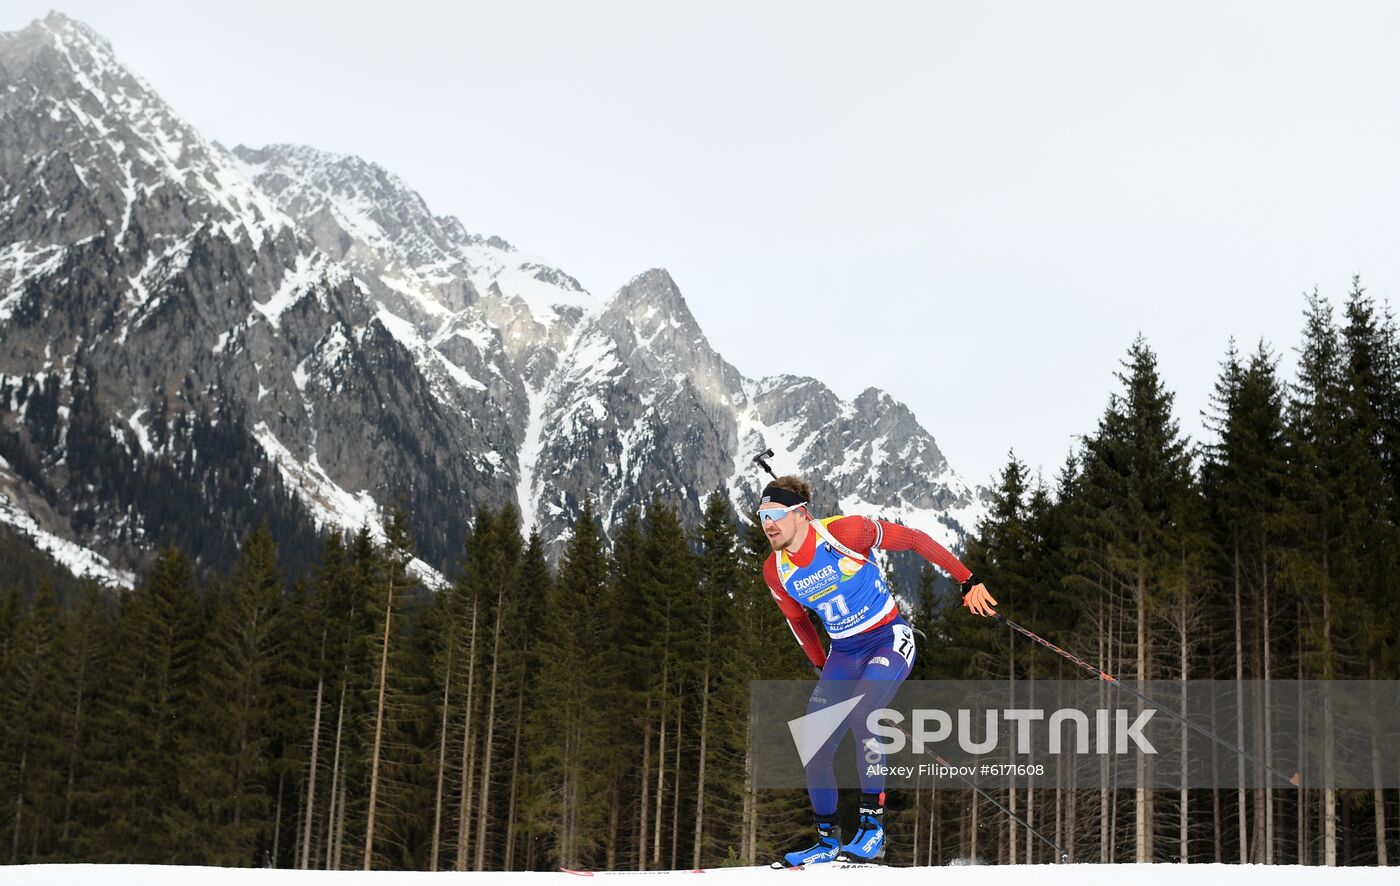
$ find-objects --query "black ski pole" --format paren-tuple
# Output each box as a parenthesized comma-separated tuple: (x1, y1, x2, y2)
(992, 613, 1301, 788)
(752, 448, 778, 481)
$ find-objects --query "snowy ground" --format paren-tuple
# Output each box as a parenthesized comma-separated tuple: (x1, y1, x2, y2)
(5, 864, 1396, 885)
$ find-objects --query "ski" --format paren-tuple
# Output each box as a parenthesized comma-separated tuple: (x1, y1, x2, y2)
(561, 861, 884, 875)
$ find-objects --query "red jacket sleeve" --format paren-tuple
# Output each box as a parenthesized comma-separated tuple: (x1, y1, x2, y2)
(829, 516, 974, 584)
(764, 555, 827, 668)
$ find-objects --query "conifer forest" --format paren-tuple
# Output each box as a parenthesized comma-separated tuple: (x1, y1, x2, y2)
(4, 281, 1400, 869)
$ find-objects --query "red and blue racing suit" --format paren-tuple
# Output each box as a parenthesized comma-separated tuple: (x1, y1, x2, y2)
(763, 515, 973, 816)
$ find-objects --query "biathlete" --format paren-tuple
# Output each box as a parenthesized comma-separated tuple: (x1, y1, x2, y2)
(757, 475, 996, 866)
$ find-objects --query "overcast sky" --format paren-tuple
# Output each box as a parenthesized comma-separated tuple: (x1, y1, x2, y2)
(14, 2, 1400, 489)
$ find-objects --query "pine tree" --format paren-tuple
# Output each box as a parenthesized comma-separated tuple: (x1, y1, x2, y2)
(436, 508, 488, 871)
(690, 490, 740, 866)
(502, 529, 551, 870)
(607, 507, 652, 870)
(362, 508, 418, 869)
(473, 504, 524, 870)
(1283, 292, 1349, 864)
(0, 583, 65, 862)
(1202, 340, 1289, 862)
(1335, 279, 1399, 863)
(54, 583, 110, 858)
(1072, 337, 1193, 862)
(530, 500, 612, 869)
(321, 526, 382, 871)
(287, 530, 352, 869)
(88, 548, 205, 862)
(641, 502, 700, 871)
(192, 522, 286, 864)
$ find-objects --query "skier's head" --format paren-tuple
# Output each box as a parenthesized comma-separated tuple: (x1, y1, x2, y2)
(758, 475, 812, 551)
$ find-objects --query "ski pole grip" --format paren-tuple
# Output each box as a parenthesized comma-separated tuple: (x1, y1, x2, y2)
(752, 448, 778, 480)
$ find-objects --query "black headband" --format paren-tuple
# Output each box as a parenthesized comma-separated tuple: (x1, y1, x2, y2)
(760, 484, 806, 508)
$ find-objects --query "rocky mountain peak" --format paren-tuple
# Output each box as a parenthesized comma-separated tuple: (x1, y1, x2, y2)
(230, 143, 452, 261)
(0, 14, 986, 589)
(590, 268, 741, 417)
(1, 12, 289, 255)
(34, 10, 113, 58)
(608, 268, 698, 331)
(603, 268, 701, 345)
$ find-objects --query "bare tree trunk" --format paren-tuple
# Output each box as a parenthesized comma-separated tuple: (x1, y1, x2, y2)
(333, 768, 347, 870)
(293, 781, 305, 870)
(639, 696, 652, 870)
(1008, 633, 1017, 862)
(1322, 551, 1336, 867)
(748, 778, 758, 867)
(272, 772, 285, 866)
(1372, 664, 1389, 866)
(1025, 676, 1035, 864)
(1263, 552, 1275, 864)
(1251, 565, 1266, 862)
(363, 559, 398, 870)
(913, 772, 922, 866)
(1069, 763, 1078, 864)
(1026, 779, 1035, 864)
(931, 782, 939, 864)
(671, 701, 683, 870)
(325, 684, 346, 870)
(475, 584, 508, 871)
(997, 790, 1005, 865)
(1234, 540, 1248, 864)
(970, 787, 979, 862)
(740, 728, 752, 865)
(300, 662, 325, 869)
(430, 645, 454, 871)
(504, 690, 524, 871)
(12, 747, 27, 863)
(1297, 608, 1307, 864)
(959, 786, 968, 859)
(607, 777, 620, 871)
(1108, 590, 1122, 862)
(455, 592, 481, 871)
(324, 770, 338, 870)
(570, 722, 583, 867)
(1099, 596, 1111, 863)
(692, 666, 710, 869)
(1209, 679, 1222, 863)
(1136, 561, 1149, 863)
(1179, 572, 1189, 864)
(653, 689, 667, 867)
(560, 725, 576, 868)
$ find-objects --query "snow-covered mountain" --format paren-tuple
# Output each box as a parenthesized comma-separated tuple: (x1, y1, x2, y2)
(0, 12, 986, 586)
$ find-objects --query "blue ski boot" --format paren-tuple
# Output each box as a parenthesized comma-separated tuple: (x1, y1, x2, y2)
(773, 817, 842, 868)
(836, 792, 886, 863)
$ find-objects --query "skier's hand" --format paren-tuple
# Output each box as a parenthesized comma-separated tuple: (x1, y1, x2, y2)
(962, 583, 998, 617)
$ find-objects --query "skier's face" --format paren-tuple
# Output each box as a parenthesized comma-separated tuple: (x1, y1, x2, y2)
(760, 502, 806, 550)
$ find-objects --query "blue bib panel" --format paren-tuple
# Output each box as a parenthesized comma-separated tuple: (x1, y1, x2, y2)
(775, 516, 896, 639)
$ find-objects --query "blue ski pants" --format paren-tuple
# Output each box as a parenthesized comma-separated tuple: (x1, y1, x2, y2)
(804, 616, 915, 816)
